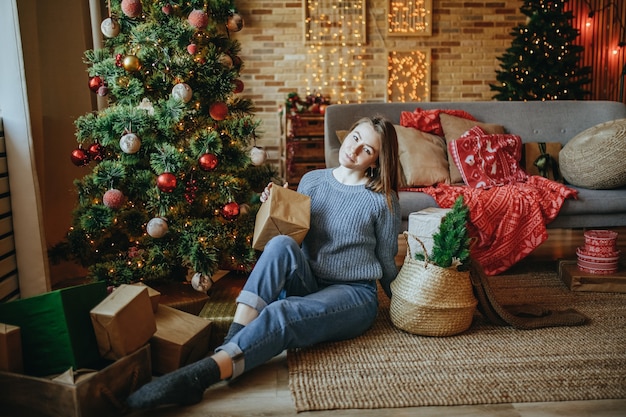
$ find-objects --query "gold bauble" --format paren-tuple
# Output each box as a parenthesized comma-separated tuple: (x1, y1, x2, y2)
(117, 76, 130, 87)
(122, 55, 142, 72)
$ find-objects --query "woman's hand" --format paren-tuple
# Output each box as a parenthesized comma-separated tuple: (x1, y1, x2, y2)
(260, 182, 288, 203)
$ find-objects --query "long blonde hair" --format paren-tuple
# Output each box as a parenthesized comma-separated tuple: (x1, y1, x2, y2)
(350, 116, 400, 210)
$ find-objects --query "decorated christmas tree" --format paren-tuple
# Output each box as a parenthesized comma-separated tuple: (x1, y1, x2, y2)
(55, 0, 275, 288)
(490, 0, 591, 101)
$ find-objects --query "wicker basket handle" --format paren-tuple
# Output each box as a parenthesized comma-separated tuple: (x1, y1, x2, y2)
(403, 231, 430, 265)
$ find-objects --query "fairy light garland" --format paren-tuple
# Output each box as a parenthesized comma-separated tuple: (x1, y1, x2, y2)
(304, 0, 365, 103)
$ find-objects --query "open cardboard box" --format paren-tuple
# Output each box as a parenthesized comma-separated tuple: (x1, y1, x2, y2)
(0, 344, 152, 417)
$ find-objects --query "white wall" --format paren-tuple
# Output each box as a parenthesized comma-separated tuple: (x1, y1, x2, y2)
(0, 0, 95, 294)
(0, 0, 49, 296)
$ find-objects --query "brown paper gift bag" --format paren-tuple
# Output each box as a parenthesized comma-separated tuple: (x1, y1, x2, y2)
(252, 185, 311, 251)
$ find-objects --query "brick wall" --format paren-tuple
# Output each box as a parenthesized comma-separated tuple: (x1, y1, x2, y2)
(232, 0, 524, 165)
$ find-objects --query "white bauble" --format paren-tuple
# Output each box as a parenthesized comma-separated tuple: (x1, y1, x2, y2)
(191, 272, 213, 292)
(250, 146, 267, 166)
(147, 217, 168, 238)
(171, 83, 193, 103)
(100, 17, 120, 38)
(119, 133, 141, 154)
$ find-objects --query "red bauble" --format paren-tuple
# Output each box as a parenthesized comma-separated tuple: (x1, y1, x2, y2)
(88, 76, 103, 92)
(209, 102, 228, 121)
(198, 153, 218, 171)
(70, 148, 89, 166)
(88, 143, 105, 162)
(221, 202, 240, 220)
(103, 189, 125, 209)
(188, 9, 209, 29)
(187, 43, 197, 55)
(157, 172, 177, 193)
(121, 0, 142, 18)
(162, 4, 172, 14)
(233, 79, 244, 94)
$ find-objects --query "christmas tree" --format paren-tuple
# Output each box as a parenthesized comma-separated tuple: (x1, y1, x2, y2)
(56, 0, 275, 288)
(490, 0, 591, 101)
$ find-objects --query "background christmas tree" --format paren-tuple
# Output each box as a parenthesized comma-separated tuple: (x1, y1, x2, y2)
(55, 0, 275, 288)
(490, 0, 592, 101)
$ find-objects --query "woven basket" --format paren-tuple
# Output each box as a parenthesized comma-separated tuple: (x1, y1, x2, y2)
(390, 232, 477, 336)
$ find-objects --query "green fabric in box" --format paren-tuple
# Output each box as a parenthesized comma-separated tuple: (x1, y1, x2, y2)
(0, 282, 107, 376)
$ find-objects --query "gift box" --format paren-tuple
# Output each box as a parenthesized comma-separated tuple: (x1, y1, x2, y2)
(0, 282, 107, 376)
(0, 344, 152, 417)
(408, 208, 452, 257)
(522, 142, 562, 181)
(558, 260, 626, 293)
(150, 304, 212, 374)
(252, 185, 310, 251)
(132, 282, 161, 313)
(0, 323, 22, 373)
(90, 284, 157, 361)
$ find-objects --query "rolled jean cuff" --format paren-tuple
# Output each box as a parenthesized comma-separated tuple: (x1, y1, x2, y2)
(215, 342, 245, 379)
(236, 290, 268, 313)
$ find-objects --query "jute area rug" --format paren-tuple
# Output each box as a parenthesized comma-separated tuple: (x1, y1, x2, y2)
(287, 264, 626, 412)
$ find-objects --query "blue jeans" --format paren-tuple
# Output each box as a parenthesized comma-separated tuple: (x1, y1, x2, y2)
(216, 235, 379, 378)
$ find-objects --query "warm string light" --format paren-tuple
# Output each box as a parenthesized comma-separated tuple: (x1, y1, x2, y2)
(387, 50, 430, 102)
(388, 1, 430, 34)
(305, 0, 365, 103)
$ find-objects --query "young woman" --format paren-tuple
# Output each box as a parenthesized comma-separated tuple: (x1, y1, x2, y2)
(127, 115, 402, 410)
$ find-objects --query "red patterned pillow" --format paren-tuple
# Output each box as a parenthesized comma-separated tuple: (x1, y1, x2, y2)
(400, 108, 476, 136)
(448, 126, 528, 189)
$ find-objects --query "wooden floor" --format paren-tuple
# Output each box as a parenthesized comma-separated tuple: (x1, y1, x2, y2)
(129, 227, 626, 417)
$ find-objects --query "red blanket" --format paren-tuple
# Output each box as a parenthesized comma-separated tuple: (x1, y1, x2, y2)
(404, 176, 578, 275)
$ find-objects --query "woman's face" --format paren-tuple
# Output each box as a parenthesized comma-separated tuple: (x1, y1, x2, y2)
(338, 122, 381, 172)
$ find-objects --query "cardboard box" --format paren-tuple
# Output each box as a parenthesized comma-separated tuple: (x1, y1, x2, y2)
(0, 323, 22, 373)
(558, 260, 626, 293)
(0, 282, 107, 376)
(407, 208, 451, 257)
(90, 284, 157, 360)
(0, 344, 152, 417)
(150, 305, 212, 375)
(252, 185, 311, 251)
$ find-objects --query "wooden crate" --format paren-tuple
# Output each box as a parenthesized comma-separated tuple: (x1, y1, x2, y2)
(287, 114, 324, 137)
(287, 162, 326, 184)
(558, 260, 626, 293)
(287, 139, 325, 162)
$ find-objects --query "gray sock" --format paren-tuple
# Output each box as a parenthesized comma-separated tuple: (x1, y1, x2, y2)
(223, 322, 245, 344)
(126, 356, 221, 410)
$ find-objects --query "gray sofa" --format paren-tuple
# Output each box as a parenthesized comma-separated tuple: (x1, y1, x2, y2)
(324, 101, 626, 230)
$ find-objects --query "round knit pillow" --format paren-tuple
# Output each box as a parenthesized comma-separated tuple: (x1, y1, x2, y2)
(559, 118, 626, 189)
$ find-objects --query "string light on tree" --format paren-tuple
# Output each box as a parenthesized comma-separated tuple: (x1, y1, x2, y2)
(490, 0, 591, 101)
(58, 0, 274, 287)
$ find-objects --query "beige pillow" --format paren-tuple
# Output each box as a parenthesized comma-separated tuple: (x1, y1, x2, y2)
(560, 119, 626, 189)
(439, 113, 505, 184)
(395, 125, 450, 187)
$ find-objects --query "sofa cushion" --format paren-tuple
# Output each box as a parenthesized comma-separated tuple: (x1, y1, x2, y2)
(448, 126, 528, 189)
(400, 108, 476, 136)
(439, 113, 505, 184)
(559, 119, 626, 189)
(395, 125, 450, 186)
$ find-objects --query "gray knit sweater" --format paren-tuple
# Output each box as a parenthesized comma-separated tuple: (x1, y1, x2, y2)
(297, 169, 401, 296)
